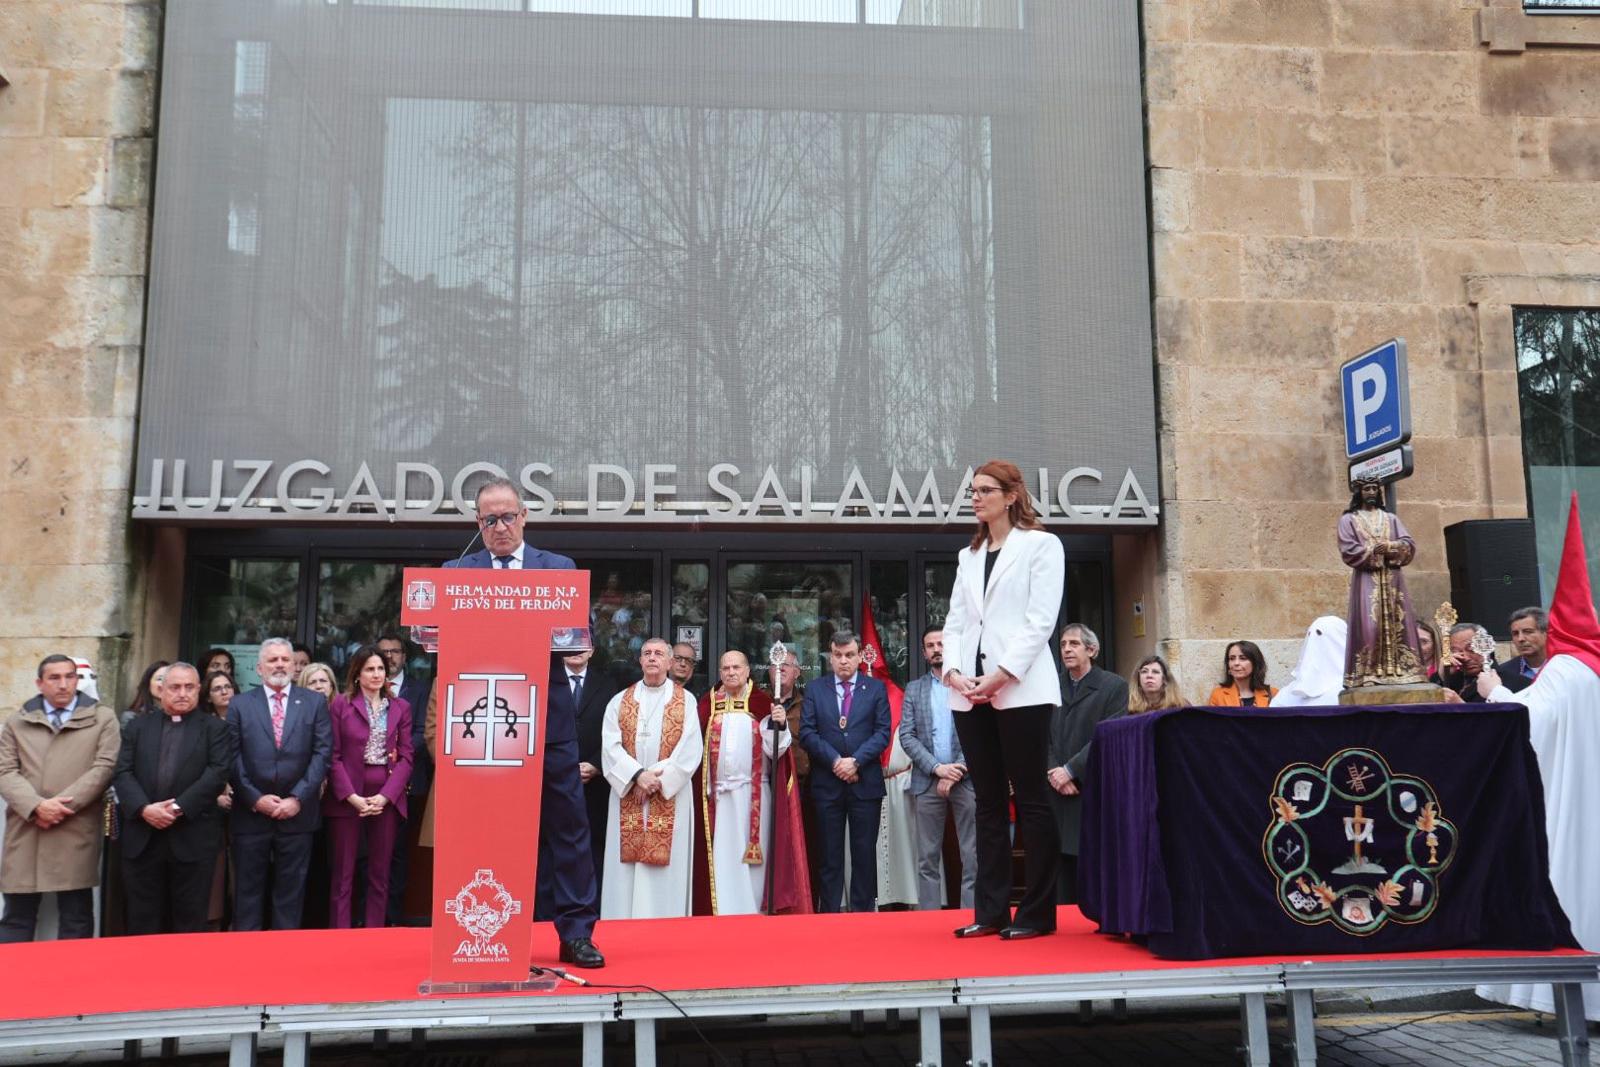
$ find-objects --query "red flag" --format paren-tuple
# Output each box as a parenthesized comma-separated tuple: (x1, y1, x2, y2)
(1545, 491, 1600, 678)
(858, 593, 904, 769)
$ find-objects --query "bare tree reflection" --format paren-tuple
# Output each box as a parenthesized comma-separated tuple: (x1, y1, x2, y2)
(425, 100, 997, 487)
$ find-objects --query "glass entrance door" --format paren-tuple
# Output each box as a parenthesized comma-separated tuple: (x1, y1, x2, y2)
(723, 559, 853, 682)
(180, 530, 1114, 697)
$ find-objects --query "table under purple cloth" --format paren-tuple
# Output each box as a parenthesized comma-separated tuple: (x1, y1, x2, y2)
(1077, 703, 1577, 960)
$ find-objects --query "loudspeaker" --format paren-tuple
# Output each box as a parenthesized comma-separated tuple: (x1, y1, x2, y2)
(1442, 519, 1540, 639)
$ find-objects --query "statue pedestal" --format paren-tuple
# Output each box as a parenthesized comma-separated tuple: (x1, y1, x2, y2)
(1339, 683, 1446, 705)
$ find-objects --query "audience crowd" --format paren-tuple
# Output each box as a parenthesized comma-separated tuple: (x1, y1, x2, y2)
(0, 602, 1551, 940)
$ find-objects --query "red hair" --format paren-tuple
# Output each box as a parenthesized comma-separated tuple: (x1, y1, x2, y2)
(969, 459, 1043, 549)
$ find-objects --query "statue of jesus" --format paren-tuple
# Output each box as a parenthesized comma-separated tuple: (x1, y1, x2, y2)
(1339, 479, 1428, 688)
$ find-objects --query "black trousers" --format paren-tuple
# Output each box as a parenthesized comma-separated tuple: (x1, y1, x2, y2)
(536, 734, 599, 943)
(123, 836, 214, 935)
(0, 888, 94, 942)
(232, 829, 314, 931)
(812, 788, 883, 913)
(952, 702, 1060, 932)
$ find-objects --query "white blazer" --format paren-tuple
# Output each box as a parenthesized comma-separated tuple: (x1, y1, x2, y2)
(941, 526, 1066, 711)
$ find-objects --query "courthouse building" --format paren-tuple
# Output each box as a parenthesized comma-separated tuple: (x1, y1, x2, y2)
(1, 0, 1596, 703)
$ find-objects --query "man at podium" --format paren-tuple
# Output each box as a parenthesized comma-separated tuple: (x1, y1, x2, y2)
(443, 477, 604, 969)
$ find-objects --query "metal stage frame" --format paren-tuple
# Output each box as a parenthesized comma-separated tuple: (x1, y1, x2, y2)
(0, 954, 1591, 1067)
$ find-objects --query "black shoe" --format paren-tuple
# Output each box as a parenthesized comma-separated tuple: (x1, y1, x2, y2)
(953, 923, 1001, 939)
(999, 925, 1048, 940)
(559, 938, 605, 969)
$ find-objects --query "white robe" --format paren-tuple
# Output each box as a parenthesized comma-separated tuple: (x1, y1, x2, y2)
(706, 708, 790, 915)
(1270, 616, 1348, 708)
(1476, 655, 1600, 1022)
(876, 729, 919, 907)
(599, 681, 703, 920)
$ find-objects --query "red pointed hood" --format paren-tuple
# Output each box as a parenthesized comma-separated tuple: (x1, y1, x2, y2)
(1544, 491, 1600, 678)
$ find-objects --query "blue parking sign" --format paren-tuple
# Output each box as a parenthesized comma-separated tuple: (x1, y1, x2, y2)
(1341, 339, 1411, 460)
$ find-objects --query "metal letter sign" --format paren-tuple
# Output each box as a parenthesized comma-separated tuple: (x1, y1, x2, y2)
(1341, 339, 1412, 461)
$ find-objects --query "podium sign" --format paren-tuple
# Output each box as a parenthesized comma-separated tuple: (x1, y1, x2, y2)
(401, 567, 588, 985)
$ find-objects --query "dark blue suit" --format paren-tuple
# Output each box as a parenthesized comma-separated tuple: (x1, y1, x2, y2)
(537, 661, 616, 917)
(799, 673, 892, 912)
(443, 542, 597, 943)
(227, 684, 332, 930)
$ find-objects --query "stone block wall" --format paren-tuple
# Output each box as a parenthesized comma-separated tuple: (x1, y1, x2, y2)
(0, 2, 158, 709)
(1144, 0, 1600, 693)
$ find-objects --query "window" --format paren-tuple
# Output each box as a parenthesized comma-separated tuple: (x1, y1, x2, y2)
(1514, 307, 1600, 599)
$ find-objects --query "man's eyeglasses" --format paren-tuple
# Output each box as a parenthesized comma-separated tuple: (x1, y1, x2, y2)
(672, 655, 695, 665)
(479, 512, 521, 529)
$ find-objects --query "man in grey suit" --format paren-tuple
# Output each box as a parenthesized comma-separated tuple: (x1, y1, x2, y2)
(899, 628, 977, 910)
(1046, 624, 1127, 906)
(227, 637, 332, 930)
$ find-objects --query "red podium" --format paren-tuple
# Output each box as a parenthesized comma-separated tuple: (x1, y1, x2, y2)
(400, 567, 588, 989)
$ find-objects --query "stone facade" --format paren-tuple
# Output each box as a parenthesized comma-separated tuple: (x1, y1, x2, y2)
(1144, 0, 1600, 693)
(0, 2, 158, 708)
(2, 1, 1594, 707)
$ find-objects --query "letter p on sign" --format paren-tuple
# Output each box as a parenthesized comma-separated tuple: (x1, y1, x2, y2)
(1341, 338, 1411, 460)
(1350, 365, 1386, 446)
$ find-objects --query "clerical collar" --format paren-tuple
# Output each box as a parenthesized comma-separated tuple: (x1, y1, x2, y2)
(641, 678, 670, 691)
(168, 714, 183, 723)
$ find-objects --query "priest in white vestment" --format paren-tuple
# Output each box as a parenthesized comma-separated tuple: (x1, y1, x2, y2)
(693, 651, 794, 915)
(599, 638, 703, 920)
(1475, 493, 1600, 1023)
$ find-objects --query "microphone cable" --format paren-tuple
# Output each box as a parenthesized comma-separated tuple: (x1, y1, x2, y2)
(528, 968, 734, 1067)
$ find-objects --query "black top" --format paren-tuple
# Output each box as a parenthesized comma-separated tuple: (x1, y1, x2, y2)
(976, 546, 1003, 670)
(156, 715, 185, 798)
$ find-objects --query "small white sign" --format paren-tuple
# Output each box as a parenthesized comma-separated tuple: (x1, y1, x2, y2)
(1348, 444, 1412, 485)
(676, 625, 703, 658)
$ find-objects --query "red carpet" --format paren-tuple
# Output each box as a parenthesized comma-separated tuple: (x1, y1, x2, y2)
(0, 907, 1588, 1022)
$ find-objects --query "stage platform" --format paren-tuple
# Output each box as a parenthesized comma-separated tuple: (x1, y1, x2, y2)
(0, 908, 1592, 1067)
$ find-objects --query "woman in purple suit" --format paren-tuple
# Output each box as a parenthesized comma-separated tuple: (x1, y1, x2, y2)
(325, 645, 413, 928)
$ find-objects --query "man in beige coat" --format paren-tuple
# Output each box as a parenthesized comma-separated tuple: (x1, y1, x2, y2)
(0, 654, 121, 941)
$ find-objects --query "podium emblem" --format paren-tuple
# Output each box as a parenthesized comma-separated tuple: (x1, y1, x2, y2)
(406, 579, 437, 612)
(445, 868, 522, 962)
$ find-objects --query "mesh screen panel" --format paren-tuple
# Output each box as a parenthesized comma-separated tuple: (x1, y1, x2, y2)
(135, 0, 1155, 523)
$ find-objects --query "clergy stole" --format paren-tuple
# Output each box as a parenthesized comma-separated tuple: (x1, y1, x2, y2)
(617, 684, 688, 866)
(703, 684, 765, 868)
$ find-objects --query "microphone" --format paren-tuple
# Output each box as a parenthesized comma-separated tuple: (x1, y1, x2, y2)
(455, 522, 484, 563)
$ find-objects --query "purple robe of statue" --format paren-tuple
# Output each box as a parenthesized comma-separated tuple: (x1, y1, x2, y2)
(1339, 507, 1427, 687)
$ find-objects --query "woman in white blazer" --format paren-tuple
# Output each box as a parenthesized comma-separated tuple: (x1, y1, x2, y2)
(941, 460, 1065, 939)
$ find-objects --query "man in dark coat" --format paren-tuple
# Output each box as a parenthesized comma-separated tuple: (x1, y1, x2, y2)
(1046, 624, 1127, 906)
(114, 662, 234, 934)
(547, 646, 617, 905)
